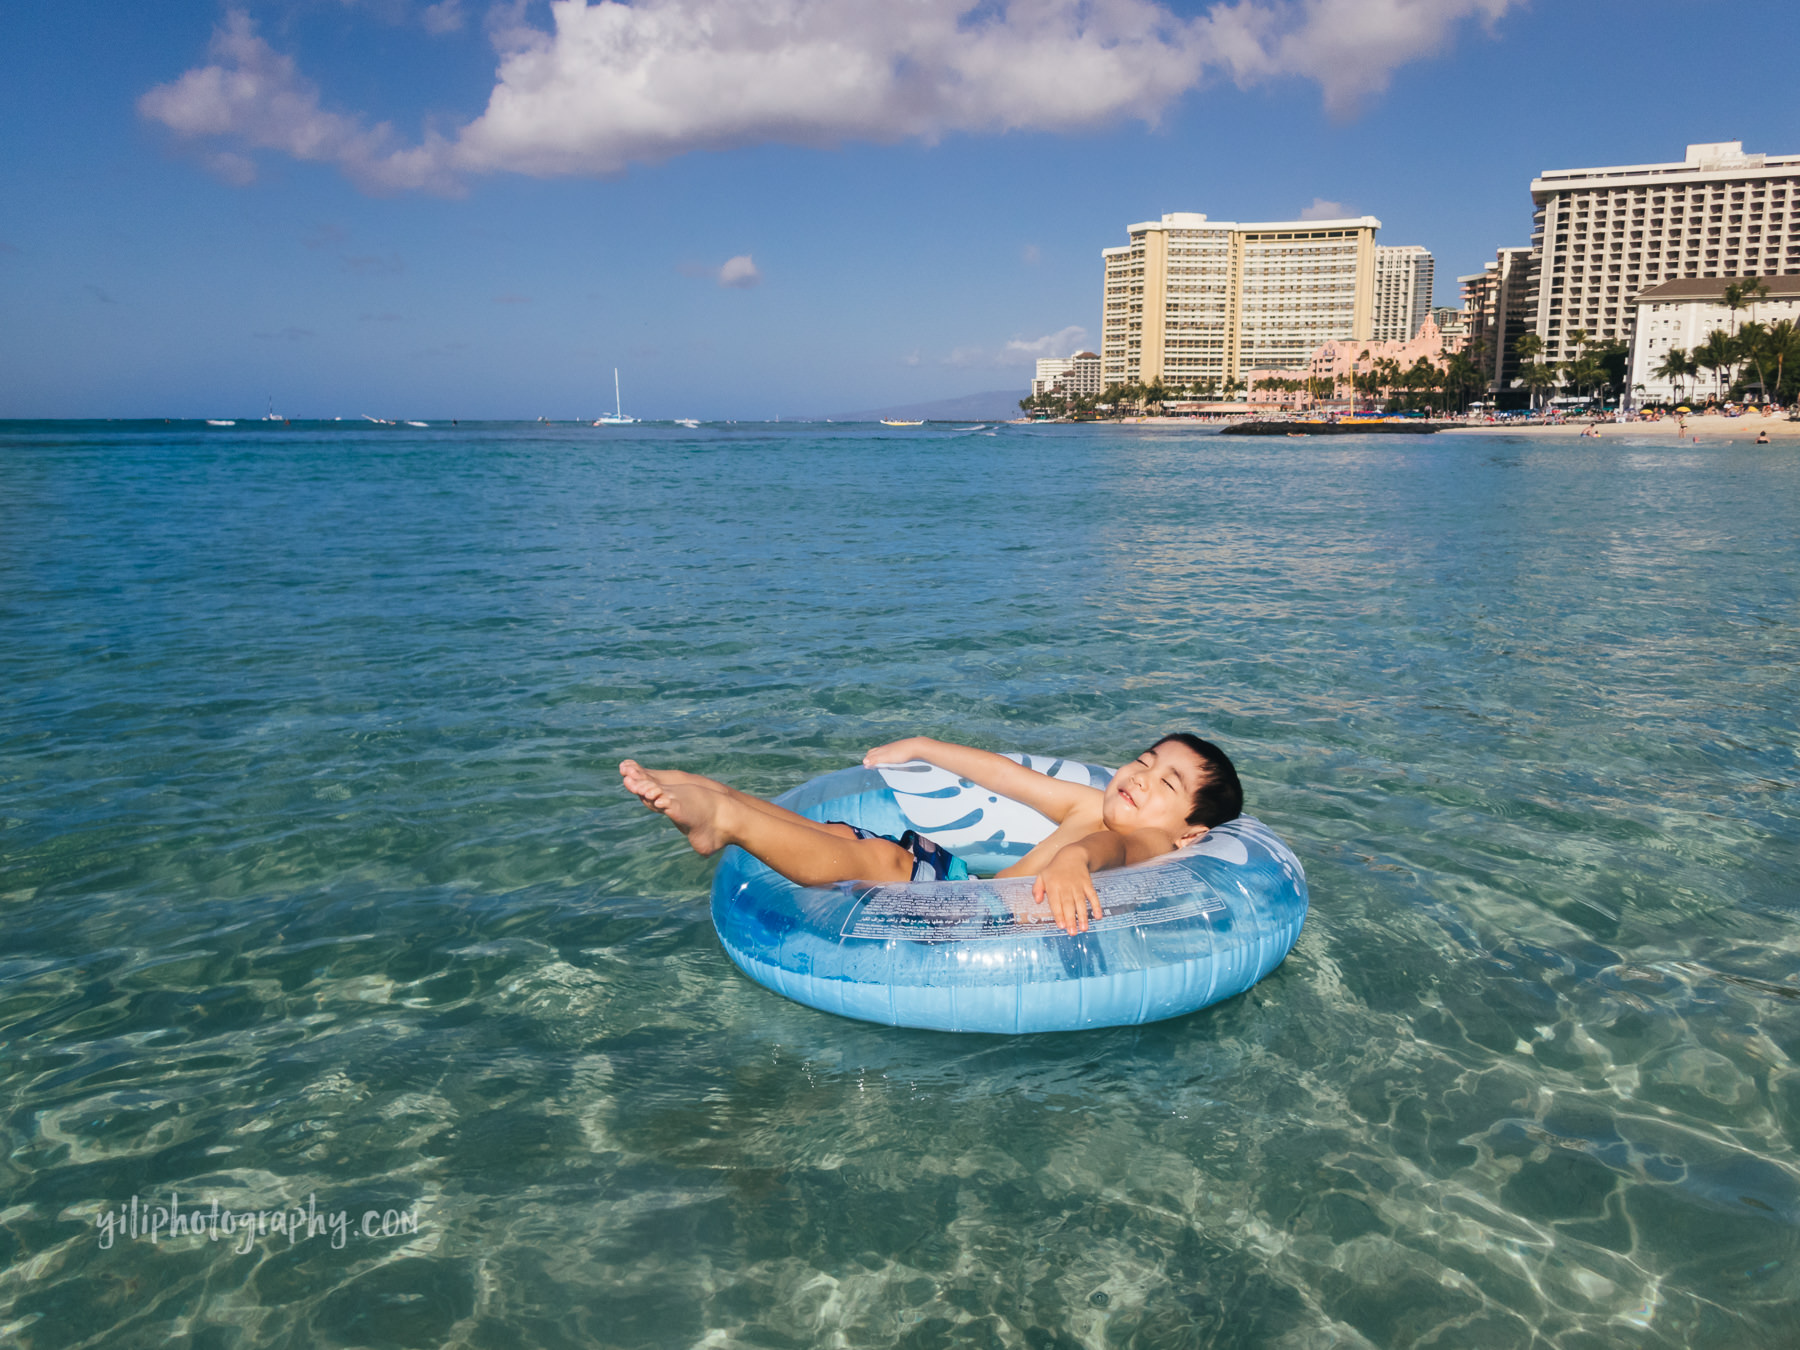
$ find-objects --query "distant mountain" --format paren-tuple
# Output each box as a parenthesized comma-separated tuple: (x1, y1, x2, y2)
(821, 388, 1025, 422)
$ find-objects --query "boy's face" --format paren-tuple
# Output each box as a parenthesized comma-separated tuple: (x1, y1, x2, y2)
(1101, 740, 1207, 841)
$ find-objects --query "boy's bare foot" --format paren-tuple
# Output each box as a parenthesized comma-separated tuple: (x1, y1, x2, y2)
(619, 759, 661, 802)
(619, 760, 731, 855)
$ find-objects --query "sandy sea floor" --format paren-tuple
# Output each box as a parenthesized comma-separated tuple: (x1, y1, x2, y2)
(4, 420, 1798, 1349)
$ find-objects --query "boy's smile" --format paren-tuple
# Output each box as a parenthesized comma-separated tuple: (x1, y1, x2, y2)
(1102, 739, 1208, 839)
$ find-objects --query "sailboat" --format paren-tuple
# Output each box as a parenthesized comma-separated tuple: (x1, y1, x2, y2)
(592, 369, 636, 425)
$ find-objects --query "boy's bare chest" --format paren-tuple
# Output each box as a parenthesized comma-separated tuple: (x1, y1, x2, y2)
(994, 809, 1104, 878)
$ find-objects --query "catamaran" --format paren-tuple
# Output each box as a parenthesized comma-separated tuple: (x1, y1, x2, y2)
(592, 369, 636, 425)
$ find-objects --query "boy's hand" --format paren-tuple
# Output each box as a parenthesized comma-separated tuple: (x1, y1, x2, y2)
(1033, 847, 1102, 935)
(863, 737, 930, 767)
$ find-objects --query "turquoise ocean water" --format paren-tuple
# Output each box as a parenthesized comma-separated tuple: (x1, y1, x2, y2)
(2, 419, 1797, 1347)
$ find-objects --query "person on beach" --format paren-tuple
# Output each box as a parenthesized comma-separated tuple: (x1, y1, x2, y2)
(620, 734, 1242, 935)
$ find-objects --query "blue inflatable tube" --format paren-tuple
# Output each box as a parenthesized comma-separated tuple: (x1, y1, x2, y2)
(709, 754, 1308, 1033)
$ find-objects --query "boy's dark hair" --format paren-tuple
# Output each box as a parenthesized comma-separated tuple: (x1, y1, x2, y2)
(1153, 733, 1243, 828)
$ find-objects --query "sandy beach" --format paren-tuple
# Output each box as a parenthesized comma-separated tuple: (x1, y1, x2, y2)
(1442, 412, 1800, 440)
(1096, 412, 1800, 438)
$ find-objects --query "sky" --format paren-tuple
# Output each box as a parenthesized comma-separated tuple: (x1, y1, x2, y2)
(2, 0, 1797, 420)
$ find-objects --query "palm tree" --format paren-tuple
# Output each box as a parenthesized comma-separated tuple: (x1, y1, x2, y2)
(1404, 357, 1443, 414)
(1765, 319, 1800, 407)
(1441, 352, 1481, 413)
(1692, 329, 1738, 403)
(1722, 281, 1748, 335)
(1556, 327, 1603, 407)
(1651, 346, 1690, 405)
(1736, 321, 1772, 403)
(1746, 279, 1771, 328)
(1462, 335, 1489, 389)
(1377, 357, 1402, 408)
(1590, 339, 1629, 409)
(1562, 328, 1590, 392)
(1561, 353, 1605, 407)
(1513, 333, 1545, 411)
(1516, 360, 1559, 410)
(1722, 279, 1767, 337)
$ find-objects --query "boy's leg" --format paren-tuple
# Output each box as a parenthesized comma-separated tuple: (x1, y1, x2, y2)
(622, 763, 863, 839)
(620, 761, 913, 886)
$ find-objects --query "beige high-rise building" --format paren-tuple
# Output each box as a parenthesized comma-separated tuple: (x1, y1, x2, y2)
(1459, 245, 1534, 392)
(1529, 141, 1800, 365)
(1373, 245, 1435, 342)
(1101, 212, 1380, 391)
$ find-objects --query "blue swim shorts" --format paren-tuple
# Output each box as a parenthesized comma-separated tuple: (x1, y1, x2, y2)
(832, 823, 971, 882)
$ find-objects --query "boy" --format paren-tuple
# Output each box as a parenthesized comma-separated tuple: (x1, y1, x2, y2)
(619, 733, 1242, 935)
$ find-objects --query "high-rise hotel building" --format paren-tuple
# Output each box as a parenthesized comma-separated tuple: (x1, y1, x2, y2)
(1373, 245, 1435, 342)
(1460, 245, 1534, 393)
(1101, 212, 1383, 389)
(1529, 141, 1800, 365)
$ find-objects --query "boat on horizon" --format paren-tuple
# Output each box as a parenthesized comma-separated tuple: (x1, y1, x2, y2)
(880, 418, 924, 427)
(206, 419, 236, 427)
(404, 420, 428, 427)
(674, 418, 700, 428)
(593, 369, 636, 425)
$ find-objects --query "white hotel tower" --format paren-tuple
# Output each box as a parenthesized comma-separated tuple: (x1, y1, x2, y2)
(1528, 141, 1800, 366)
(1373, 245, 1435, 342)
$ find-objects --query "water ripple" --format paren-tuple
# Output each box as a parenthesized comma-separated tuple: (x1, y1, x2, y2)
(2, 422, 1797, 1347)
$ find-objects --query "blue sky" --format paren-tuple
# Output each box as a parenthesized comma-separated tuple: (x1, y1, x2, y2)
(2, 0, 1795, 420)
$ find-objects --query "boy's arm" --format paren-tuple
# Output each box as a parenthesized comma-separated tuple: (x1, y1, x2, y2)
(863, 736, 1095, 823)
(1030, 827, 1183, 934)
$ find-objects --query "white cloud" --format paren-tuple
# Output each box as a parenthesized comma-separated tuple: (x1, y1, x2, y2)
(717, 254, 762, 288)
(1201, 0, 1513, 117)
(1004, 325, 1089, 361)
(451, 0, 1208, 178)
(142, 0, 1518, 190)
(137, 10, 458, 193)
(1298, 197, 1349, 220)
(207, 150, 259, 185)
(945, 325, 1089, 368)
(421, 1, 466, 35)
